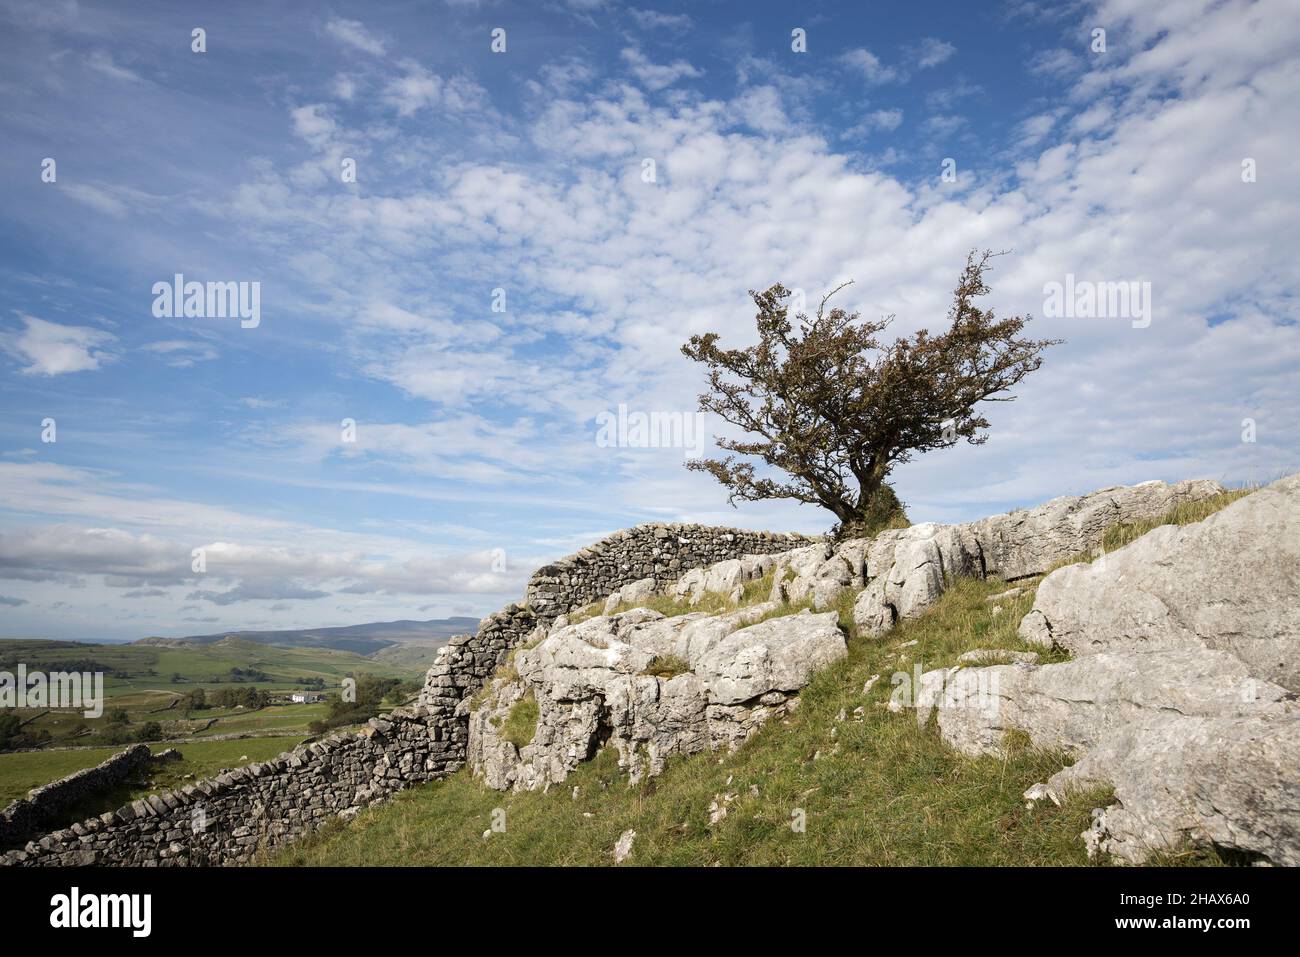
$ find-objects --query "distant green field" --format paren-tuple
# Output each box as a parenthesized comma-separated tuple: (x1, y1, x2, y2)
(0, 636, 429, 752)
(11, 700, 332, 744)
(0, 636, 425, 698)
(0, 736, 308, 808)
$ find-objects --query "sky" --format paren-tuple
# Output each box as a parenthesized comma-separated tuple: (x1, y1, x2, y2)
(0, 0, 1297, 642)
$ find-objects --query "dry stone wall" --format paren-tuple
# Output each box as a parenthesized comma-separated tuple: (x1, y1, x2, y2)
(524, 523, 808, 620)
(3, 522, 809, 866)
(420, 523, 809, 778)
(0, 743, 153, 850)
(2, 708, 447, 866)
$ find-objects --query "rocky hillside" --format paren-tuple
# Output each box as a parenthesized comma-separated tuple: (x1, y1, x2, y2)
(273, 474, 1296, 867)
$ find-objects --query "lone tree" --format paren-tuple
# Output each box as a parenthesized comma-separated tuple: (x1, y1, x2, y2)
(682, 250, 1061, 538)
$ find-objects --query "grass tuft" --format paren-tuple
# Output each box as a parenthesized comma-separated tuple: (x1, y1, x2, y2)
(1100, 487, 1254, 553)
(499, 693, 538, 750)
(641, 655, 690, 678)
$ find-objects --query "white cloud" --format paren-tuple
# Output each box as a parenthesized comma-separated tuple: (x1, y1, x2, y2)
(333, 73, 357, 100)
(86, 49, 142, 82)
(629, 9, 693, 30)
(731, 85, 787, 133)
(290, 103, 337, 146)
(60, 182, 128, 217)
(926, 77, 983, 111)
(3, 315, 116, 375)
(1015, 110, 1063, 146)
(914, 37, 956, 68)
(324, 17, 385, 56)
(859, 108, 903, 135)
(382, 61, 488, 116)
(925, 113, 966, 136)
(1030, 47, 1085, 79)
(620, 47, 703, 90)
(839, 48, 900, 85)
(141, 339, 219, 368)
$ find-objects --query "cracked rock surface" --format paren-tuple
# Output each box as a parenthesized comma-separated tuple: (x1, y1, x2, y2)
(469, 608, 846, 791)
(921, 472, 1300, 864)
(1020, 473, 1300, 691)
(851, 478, 1224, 637)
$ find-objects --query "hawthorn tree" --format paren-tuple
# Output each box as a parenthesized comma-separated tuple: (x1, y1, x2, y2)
(682, 250, 1061, 538)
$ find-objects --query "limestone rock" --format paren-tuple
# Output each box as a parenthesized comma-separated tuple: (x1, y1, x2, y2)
(673, 602, 782, 667)
(468, 608, 845, 792)
(1019, 474, 1300, 691)
(918, 644, 1299, 864)
(613, 829, 636, 864)
(694, 611, 847, 706)
(917, 648, 1291, 758)
(850, 480, 1223, 638)
(1049, 712, 1300, 866)
(603, 576, 658, 613)
(970, 478, 1225, 581)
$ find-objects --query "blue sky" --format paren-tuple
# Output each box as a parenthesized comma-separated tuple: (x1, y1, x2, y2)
(1, 0, 1297, 641)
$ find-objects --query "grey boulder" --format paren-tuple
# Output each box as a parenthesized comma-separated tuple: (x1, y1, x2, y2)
(1020, 474, 1300, 691)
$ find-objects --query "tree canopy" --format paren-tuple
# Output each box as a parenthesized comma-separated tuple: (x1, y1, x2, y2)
(682, 250, 1061, 537)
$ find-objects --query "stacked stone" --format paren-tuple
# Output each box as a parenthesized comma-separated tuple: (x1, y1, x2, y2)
(420, 525, 808, 778)
(1, 708, 444, 867)
(524, 524, 808, 620)
(0, 743, 153, 850)
(419, 603, 541, 773)
(4, 522, 810, 867)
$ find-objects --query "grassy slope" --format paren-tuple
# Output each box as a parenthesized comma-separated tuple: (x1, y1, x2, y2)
(273, 578, 1106, 866)
(260, 488, 1249, 866)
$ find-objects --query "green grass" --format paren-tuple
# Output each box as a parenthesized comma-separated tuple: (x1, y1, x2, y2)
(499, 694, 538, 749)
(0, 637, 428, 751)
(270, 577, 1120, 866)
(0, 637, 421, 698)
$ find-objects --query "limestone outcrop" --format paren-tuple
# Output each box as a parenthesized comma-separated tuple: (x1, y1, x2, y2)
(1019, 474, 1300, 691)
(8, 474, 1276, 867)
(469, 608, 846, 791)
(851, 478, 1224, 636)
(915, 648, 1290, 758)
(652, 478, 1224, 638)
(918, 473, 1300, 865)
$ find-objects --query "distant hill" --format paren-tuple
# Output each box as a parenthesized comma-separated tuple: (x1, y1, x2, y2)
(136, 617, 478, 656)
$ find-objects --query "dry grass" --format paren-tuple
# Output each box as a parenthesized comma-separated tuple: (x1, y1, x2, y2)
(641, 655, 691, 678)
(1100, 486, 1255, 553)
